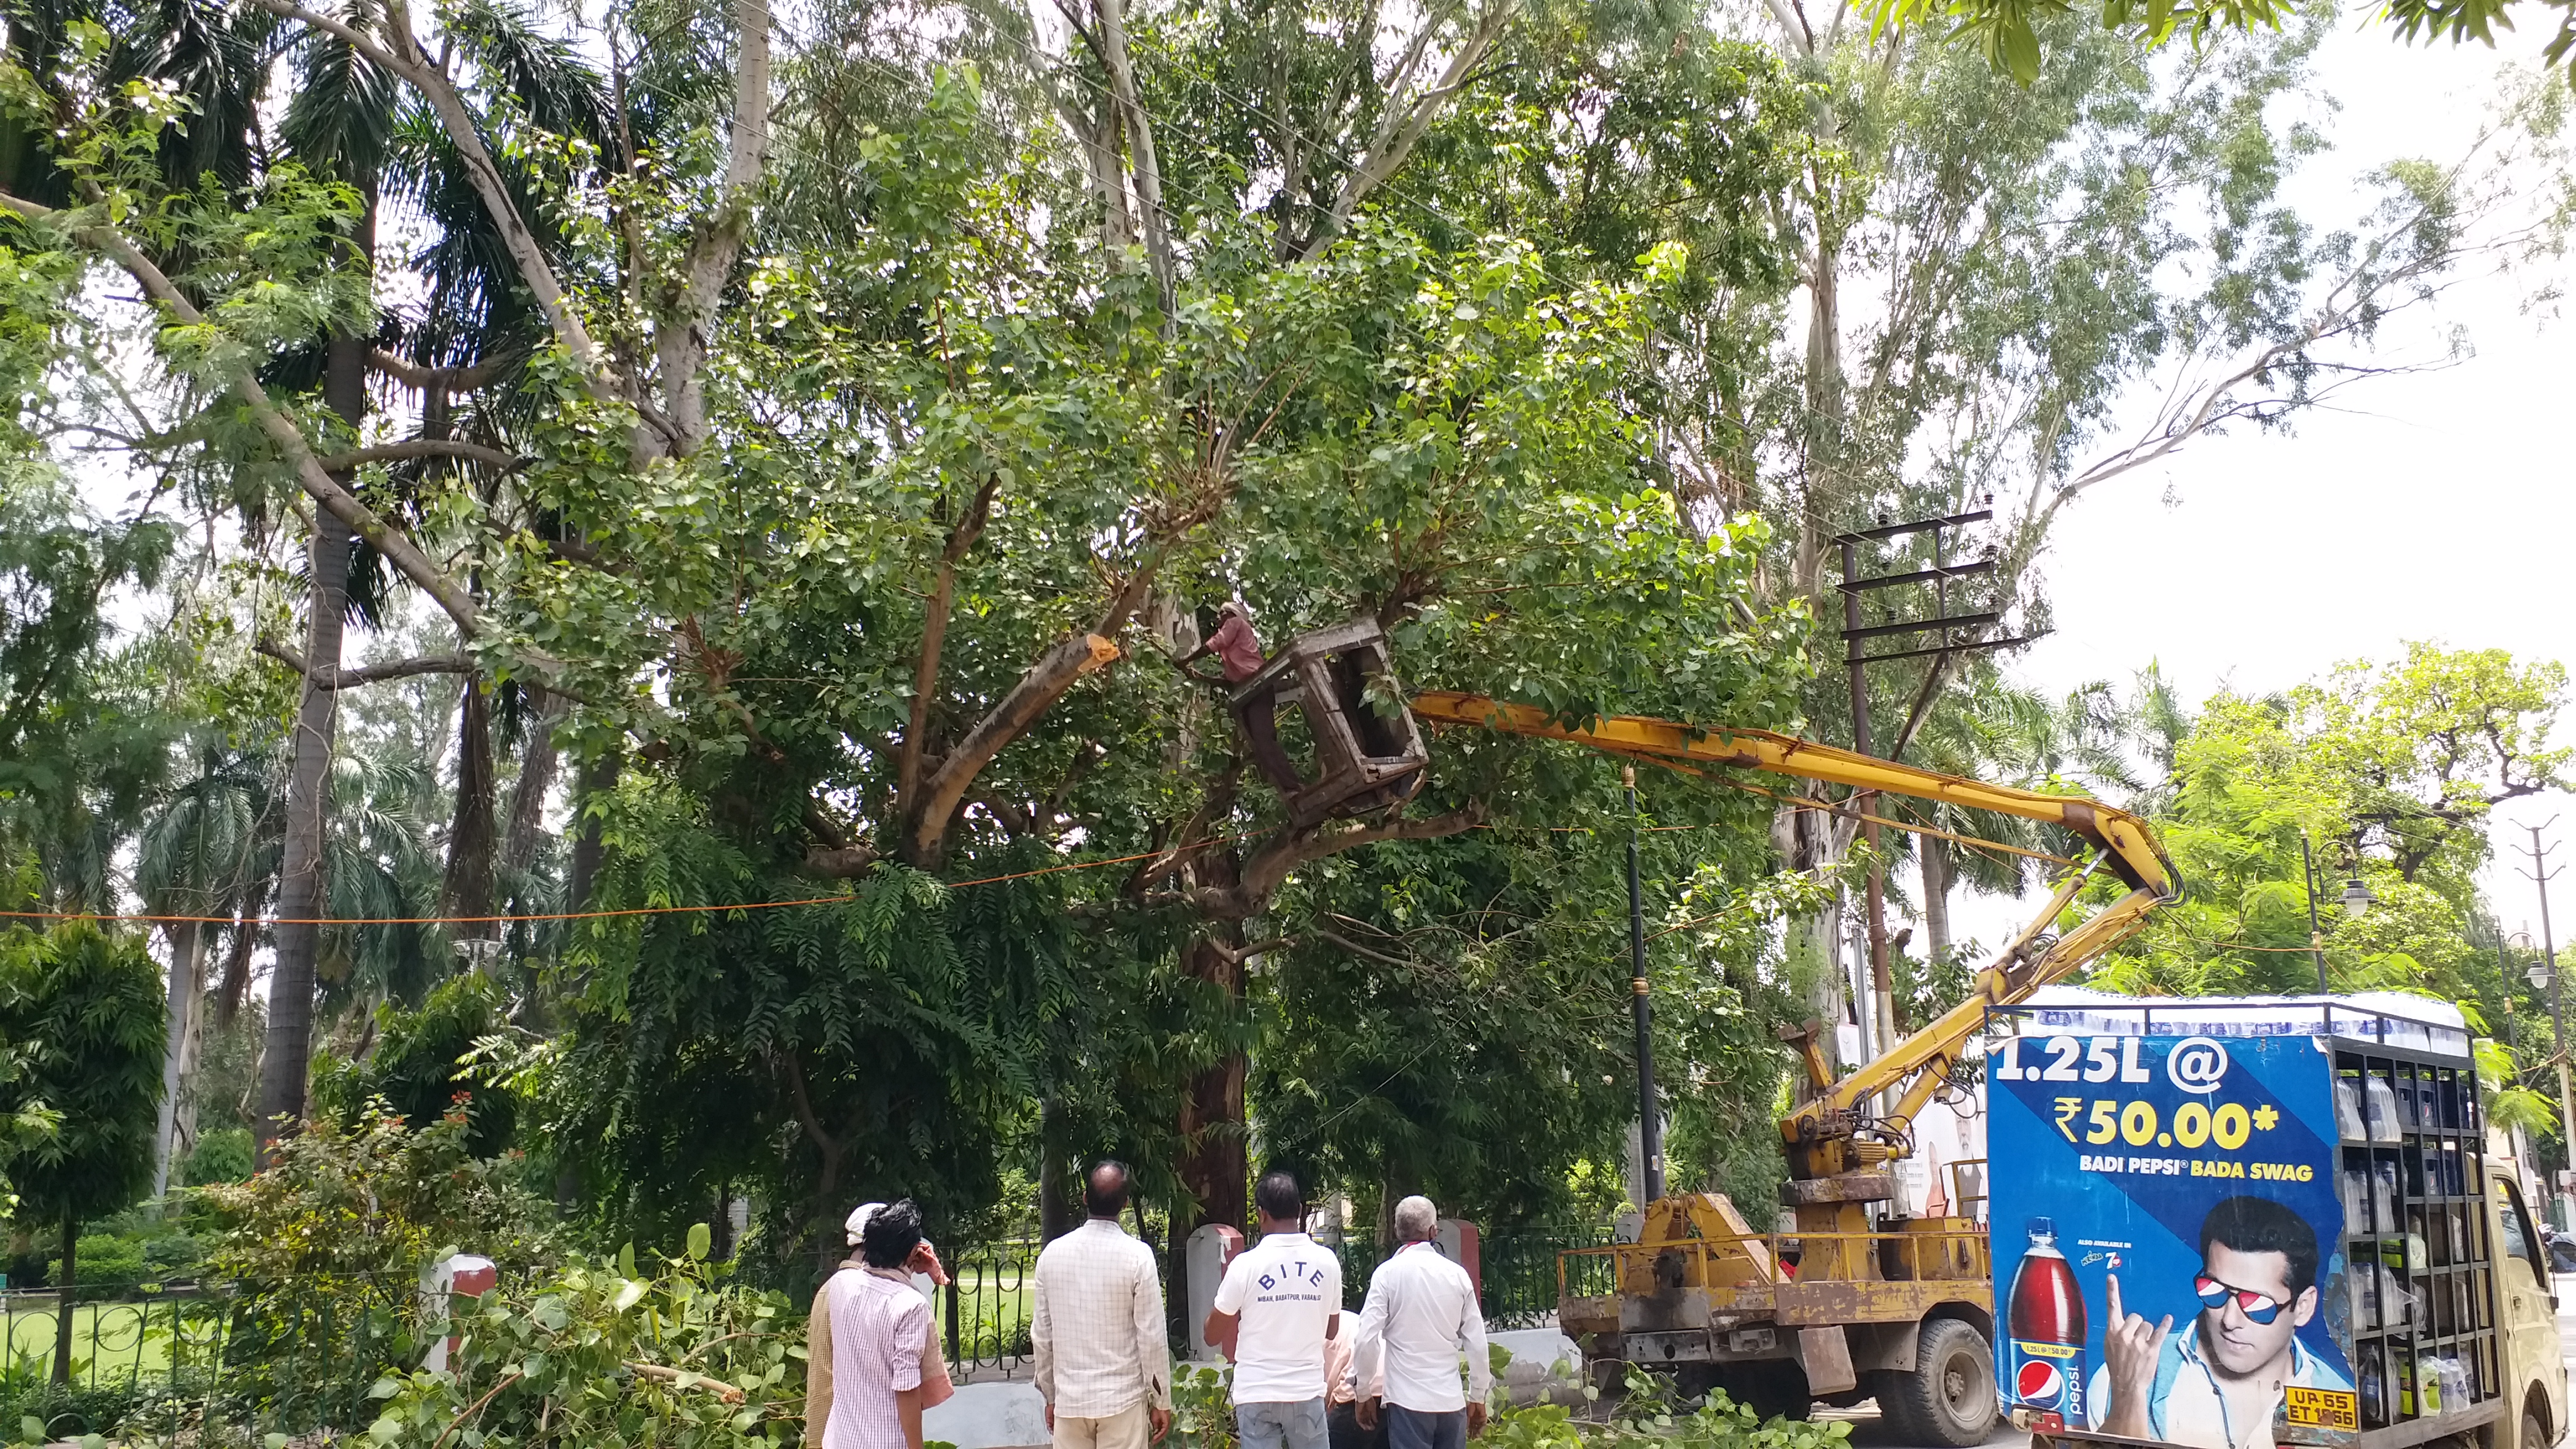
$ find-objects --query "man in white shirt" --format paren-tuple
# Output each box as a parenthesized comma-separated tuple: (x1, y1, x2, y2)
(1033, 1162, 1174, 1449)
(1350, 1196, 1490, 1449)
(1207, 1172, 1342, 1449)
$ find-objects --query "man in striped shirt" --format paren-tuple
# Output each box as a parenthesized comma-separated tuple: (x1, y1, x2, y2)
(1034, 1162, 1174, 1449)
(815, 1199, 937, 1449)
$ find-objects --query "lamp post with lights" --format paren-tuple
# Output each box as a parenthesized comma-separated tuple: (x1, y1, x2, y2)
(2302, 830, 2375, 995)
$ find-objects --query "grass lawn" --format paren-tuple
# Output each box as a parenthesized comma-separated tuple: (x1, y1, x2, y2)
(1, 1299, 186, 1383)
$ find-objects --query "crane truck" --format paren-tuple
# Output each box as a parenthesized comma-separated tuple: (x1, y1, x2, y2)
(1232, 619, 2566, 1449)
(1404, 689, 2179, 1445)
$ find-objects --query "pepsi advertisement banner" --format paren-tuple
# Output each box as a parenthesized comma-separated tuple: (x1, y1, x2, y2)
(1988, 1032, 2356, 1449)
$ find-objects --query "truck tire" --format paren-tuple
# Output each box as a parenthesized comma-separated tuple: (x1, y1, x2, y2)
(2522, 1393, 2552, 1449)
(1878, 1318, 1996, 1447)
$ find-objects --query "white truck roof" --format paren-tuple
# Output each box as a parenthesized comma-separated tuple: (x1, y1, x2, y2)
(2010, 985, 2473, 1059)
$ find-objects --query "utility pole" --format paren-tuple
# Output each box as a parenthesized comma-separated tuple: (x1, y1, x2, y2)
(2300, 832, 2331, 995)
(2515, 821, 2576, 1227)
(1835, 508, 2034, 1064)
(1625, 765, 1663, 1204)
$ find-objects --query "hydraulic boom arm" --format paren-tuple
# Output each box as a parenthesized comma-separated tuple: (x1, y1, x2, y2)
(1406, 692, 2180, 1178)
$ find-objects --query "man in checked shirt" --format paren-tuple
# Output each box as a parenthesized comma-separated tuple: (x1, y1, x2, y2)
(1034, 1162, 1175, 1449)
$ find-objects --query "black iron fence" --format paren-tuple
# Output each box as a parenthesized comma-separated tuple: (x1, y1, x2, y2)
(1, 1274, 419, 1439)
(1, 1226, 1611, 1432)
(1334, 1229, 1613, 1330)
(941, 1238, 1039, 1375)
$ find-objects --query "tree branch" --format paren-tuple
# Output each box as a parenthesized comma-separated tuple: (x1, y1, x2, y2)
(257, 636, 475, 688)
(898, 475, 1002, 821)
(1093, 0, 1176, 311)
(1311, 925, 1414, 969)
(653, 0, 773, 453)
(249, 0, 621, 403)
(1310, 1, 1511, 253)
(1, 189, 487, 638)
(368, 347, 515, 393)
(1234, 803, 1484, 907)
(318, 439, 519, 472)
(803, 844, 881, 877)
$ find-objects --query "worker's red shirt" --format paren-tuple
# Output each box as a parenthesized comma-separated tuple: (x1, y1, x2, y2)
(1209, 615, 1265, 682)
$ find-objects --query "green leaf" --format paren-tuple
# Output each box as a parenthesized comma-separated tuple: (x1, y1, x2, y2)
(21, 1418, 46, 1444)
(686, 1222, 712, 1261)
(613, 1276, 650, 1311)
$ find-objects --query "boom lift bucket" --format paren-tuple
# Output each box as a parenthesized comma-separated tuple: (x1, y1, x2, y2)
(1233, 618, 1428, 827)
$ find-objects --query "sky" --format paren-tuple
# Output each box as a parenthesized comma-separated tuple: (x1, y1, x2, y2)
(1948, 15, 2576, 959)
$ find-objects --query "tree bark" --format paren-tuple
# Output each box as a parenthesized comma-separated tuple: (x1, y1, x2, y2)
(254, 184, 373, 1157)
(50, 1208, 75, 1384)
(257, 487, 352, 1152)
(215, 878, 265, 1029)
(151, 918, 205, 1203)
(565, 749, 622, 912)
(1921, 837, 1952, 970)
(441, 678, 499, 935)
(1038, 1096, 1074, 1243)
(1177, 930, 1249, 1234)
(501, 690, 566, 894)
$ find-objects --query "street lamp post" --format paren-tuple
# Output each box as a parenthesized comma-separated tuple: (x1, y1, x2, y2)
(2302, 833, 2330, 994)
(2301, 831, 2375, 995)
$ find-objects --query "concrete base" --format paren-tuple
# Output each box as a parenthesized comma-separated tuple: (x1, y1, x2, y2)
(924, 1380, 1050, 1449)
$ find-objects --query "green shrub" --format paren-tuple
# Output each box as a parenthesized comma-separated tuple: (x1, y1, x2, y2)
(359, 1225, 801, 1448)
(181, 1128, 253, 1186)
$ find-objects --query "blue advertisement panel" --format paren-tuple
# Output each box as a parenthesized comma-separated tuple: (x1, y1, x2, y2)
(1988, 1032, 2356, 1449)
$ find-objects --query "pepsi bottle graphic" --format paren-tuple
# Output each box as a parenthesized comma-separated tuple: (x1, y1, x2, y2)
(2006, 1218, 2088, 1429)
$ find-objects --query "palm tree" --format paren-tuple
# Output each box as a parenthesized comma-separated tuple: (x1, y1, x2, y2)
(1903, 668, 2186, 970)
(136, 742, 269, 1198)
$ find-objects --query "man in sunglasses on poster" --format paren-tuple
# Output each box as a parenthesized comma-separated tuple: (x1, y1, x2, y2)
(2092, 1196, 2353, 1449)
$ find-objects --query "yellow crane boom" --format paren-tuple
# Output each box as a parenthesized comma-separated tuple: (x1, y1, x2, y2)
(1378, 688, 2180, 1436)
(1405, 691, 2179, 1168)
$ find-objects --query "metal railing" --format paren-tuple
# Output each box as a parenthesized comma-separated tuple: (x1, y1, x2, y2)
(1, 1287, 209, 1389)
(941, 1238, 1038, 1376)
(1, 1274, 419, 1439)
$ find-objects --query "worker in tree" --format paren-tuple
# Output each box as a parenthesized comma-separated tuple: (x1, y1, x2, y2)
(1181, 602, 1298, 789)
(1182, 601, 1265, 683)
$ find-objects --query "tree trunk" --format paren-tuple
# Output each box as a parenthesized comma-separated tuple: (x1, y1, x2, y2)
(1038, 1095, 1074, 1243)
(564, 750, 622, 912)
(1921, 839, 1952, 969)
(501, 689, 566, 895)
(1176, 932, 1249, 1234)
(441, 677, 499, 937)
(50, 1208, 75, 1384)
(258, 501, 352, 1151)
(150, 918, 205, 1204)
(257, 191, 373, 1157)
(215, 878, 264, 1029)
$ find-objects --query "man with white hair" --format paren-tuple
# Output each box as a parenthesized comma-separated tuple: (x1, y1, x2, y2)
(1351, 1196, 1491, 1449)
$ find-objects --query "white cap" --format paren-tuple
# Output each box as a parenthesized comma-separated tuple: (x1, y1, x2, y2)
(846, 1201, 886, 1247)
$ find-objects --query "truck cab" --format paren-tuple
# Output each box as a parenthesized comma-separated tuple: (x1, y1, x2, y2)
(2484, 1161, 2568, 1449)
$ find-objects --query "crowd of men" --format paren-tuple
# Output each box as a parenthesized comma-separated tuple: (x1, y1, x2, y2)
(804, 1166, 1491, 1449)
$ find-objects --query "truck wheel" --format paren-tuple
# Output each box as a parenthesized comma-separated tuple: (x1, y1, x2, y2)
(1879, 1318, 1996, 1447)
(2522, 1395, 2551, 1449)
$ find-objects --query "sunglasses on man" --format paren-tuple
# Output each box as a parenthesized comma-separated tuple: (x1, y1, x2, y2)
(2194, 1273, 2288, 1324)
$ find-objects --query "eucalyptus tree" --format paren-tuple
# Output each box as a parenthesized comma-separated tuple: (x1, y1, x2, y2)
(137, 742, 269, 1199)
